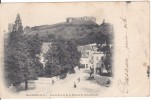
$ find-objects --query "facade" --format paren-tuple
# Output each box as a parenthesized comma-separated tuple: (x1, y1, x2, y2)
(78, 43, 105, 72)
(78, 44, 95, 69)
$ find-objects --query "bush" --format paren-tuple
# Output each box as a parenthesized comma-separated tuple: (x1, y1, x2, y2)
(59, 73, 67, 79)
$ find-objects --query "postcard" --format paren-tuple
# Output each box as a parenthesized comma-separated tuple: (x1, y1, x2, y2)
(0, 2, 150, 98)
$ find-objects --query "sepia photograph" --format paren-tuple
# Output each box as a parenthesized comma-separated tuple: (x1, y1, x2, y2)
(0, 2, 150, 98)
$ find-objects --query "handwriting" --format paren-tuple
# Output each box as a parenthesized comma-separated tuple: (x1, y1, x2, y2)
(118, 79, 128, 93)
(120, 17, 127, 29)
(118, 58, 129, 93)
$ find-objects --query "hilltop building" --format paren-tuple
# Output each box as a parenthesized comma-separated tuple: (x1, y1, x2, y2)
(66, 16, 96, 23)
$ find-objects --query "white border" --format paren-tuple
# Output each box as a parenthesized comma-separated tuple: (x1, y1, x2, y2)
(1, 0, 149, 3)
(1, 0, 151, 100)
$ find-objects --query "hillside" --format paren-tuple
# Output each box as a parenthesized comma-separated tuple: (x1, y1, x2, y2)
(24, 20, 113, 46)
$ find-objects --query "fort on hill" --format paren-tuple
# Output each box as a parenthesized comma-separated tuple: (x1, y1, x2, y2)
(21, 16, 98, 34)
(66, 16, 96, 23)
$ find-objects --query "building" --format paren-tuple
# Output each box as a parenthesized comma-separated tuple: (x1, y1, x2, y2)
(78, 43, 103, 67)
(78, 43, 109, 75)
(78, 44, 95, 69)
(66, 16, 96, 23)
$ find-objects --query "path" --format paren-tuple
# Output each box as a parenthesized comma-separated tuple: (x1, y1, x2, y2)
(16, 68, 108, 98)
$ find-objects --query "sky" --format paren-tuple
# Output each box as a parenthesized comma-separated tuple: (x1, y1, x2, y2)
(1, 2, 111, 32)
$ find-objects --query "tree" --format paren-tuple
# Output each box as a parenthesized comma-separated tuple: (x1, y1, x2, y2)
(4, 14, 40, 90)
(25, 33, 43, 77)
(13, 14, 23, 33)
(95, 20, 113, 46)
(95, 20, 113, 76)
(53, 39, 81, 74)
(5, 14, 25, 87)
(65, 40, 81, 73)
(20, 33, 43, 89)
(24, 26, 31, 33)
(44, 43, 61, 77)
(44, 38, 81, 78)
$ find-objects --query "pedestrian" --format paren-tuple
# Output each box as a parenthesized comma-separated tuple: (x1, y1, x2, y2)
(9, 84, 14, 89)
(74, 82, 76, 88)
(52, 78, 54, 85)
(9, 84, 16, 91)
(78, 77, 80, 82)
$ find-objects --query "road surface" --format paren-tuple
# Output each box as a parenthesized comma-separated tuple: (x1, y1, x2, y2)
(13, 68, 109, 98)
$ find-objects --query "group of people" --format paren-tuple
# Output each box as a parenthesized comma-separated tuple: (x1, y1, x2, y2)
(51, 77, 80, 88)
(74, 77, 80, 88)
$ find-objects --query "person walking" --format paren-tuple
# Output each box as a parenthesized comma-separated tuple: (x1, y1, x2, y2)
(78, 77, 80, 82)
(9, 84, 16, 91)
(90, 67, 92, 77)
(74, 82, 76, 88)
(52, 78, 54, 85)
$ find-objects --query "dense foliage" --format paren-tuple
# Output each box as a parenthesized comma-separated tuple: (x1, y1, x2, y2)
(44, 39, 81, 78)
(4, 14, 113, 91)
(4, 14, 43, 90)
(95, 22, 113, 76)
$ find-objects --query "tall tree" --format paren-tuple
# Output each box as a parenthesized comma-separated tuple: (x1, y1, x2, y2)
(44, 39, 81, 77)
(65, 40, 81, 73)
(13, 14, 23, 33)
(95, 20, 113, 47)
(25, 33, 43, 77)
(44, 43, 61, 77)
(4, 14, 39, 90)
(5, 14, 25, 87)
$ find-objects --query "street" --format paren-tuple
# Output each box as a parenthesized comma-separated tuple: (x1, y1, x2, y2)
(15, 68, 109, 98)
